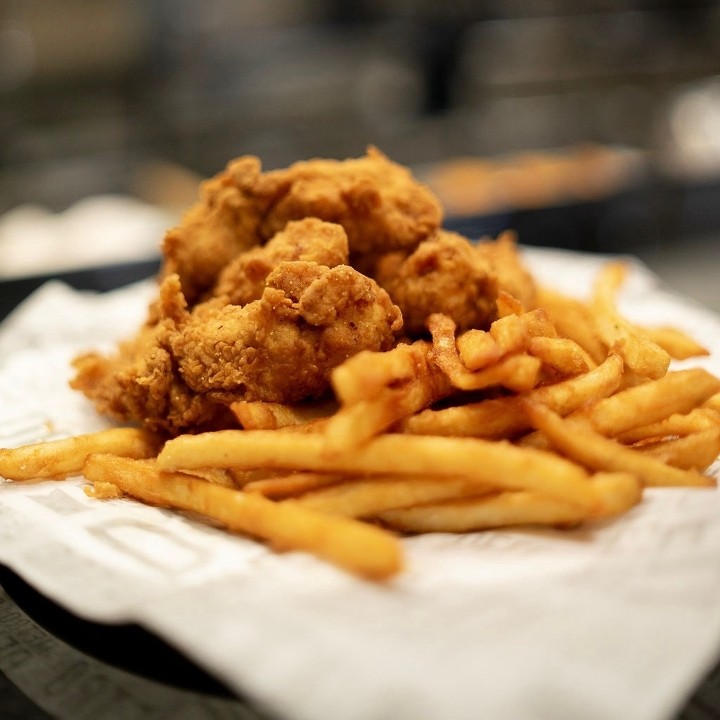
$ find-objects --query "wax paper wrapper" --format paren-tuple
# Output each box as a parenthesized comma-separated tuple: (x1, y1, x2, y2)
(1, 247, 720, 720)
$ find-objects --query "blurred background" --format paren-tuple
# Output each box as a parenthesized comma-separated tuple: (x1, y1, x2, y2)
(1, 0, 719, 312)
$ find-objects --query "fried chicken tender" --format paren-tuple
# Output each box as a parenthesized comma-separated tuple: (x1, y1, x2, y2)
(374, 230, 499, 337)
(212, 218, 349, 305)
(171, 262, 402, 406)
(162, 147, 442, 302)
(71, 256, 402, 433)
(260, 147, 442, 258)
(374, 229, 536, 337)
(162, 155, 274, 304)
(71, 280, 235, 434)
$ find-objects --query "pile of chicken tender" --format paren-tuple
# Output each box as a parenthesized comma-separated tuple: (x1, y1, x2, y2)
(72, 147, 535, 435)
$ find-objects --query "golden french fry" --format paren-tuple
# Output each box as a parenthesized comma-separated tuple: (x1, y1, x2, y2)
(519, 308, 558, 339)
(230, 400, 336, 430)
(704, 393, 720, 413)
(634, 429, 720, 471)
(522, 400, 715, 488)
(429, 313, 541, 392)
(0, 427, 160, 481)
(637, 325, 709, 360)
(179, 467, 240, 488)
(377, 472, 641, 532)
(243, 473, 345, 499)
(587, 368, 720, 436)
(83, 454, 403, 581)
(536, 286, 607, 364)
(456, 329, 501, 371)
(402, 353, 624, 439)
(591, 262, 670, 379)
(330, 342, 426, 405)
(158, 430, 598, 511)
(323, 345, 451, 453)
(290, 475, 494, 518)
(528, 336, 593, 376)
(488, 313, 528, 355)
(495, 290, 525, 317)
(616, 407, 720, 444)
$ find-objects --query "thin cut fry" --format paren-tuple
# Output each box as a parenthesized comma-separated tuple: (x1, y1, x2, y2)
(0, 427, 160, 481)
(636, 325, 709, 360)
(330, 343, 425, 405)
(243, 473, 345, 499)
(587, 368, 720, 436)
(290, 475, 494, 518)
(495, 290, 525, 317)
(488, 313, 528, 356)
(522, 400, 715, 488)
(528, 336, 593, 376)
(456, 329, 501, 371)
(535, 286, 607, 364)
(616, 407, 720, 444)
(377, 472, 641, 533)
(83, 454, 403, 580)
(429, 313, 541, 392)
(230, 400, 336, 430)
(402, 353, 624, 438)
(158, 430, 598, 511)
(634, 429, 720, 471)
(323, 345, 451, 453)
(591, 262, 670, 379)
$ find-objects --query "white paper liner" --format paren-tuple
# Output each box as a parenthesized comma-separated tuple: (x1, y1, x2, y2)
(1, 248, 719, 720)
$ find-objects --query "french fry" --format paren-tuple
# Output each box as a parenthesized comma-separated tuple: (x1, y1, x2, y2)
(230, 400, 336, 430)
(243, 473, 346, 499)
(158, 430, 599, 511)
(330, 342, 426, 405)
(402, 353, 624, 439)
(591, 262, 671, 379)
(83, 454, 403, 581)
(488, 313, 528, 356)
(179, 467, 240, 488)
(495, 289, 525, 317)
(0, 427, 161, 481)
(535, 286, 607, 364)
(429, 314, 541, 392)
(636, 325, 709, 360)
(528, 336, 593, 376)
(323, 344, 451, 453)
(456, 329, 501, 371)
(615, 407, 720, 444)
(634, 429, 720, 471)
(289, 475, 494, 518)
(586, 368, 720, 436)
(522, 400, 715, 488)
(377, 472, 641, 533)
(519, 308, 558, 339)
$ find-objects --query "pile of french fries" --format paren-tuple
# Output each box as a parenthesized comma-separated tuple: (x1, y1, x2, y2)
(1, 261, 719, 581)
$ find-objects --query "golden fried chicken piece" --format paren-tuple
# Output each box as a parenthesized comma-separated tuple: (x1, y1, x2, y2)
(162, 155, 278, 303)
(374, 229, 537, 337)
(72, 261, 402, 433)
(71, 274, 241, 434)
(161, 148, 442, 303)
(212, 218, 349, 305)
(260, 147, 442, 258)
(170, 261, 403, 405)
(374, 230, 499, 337)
